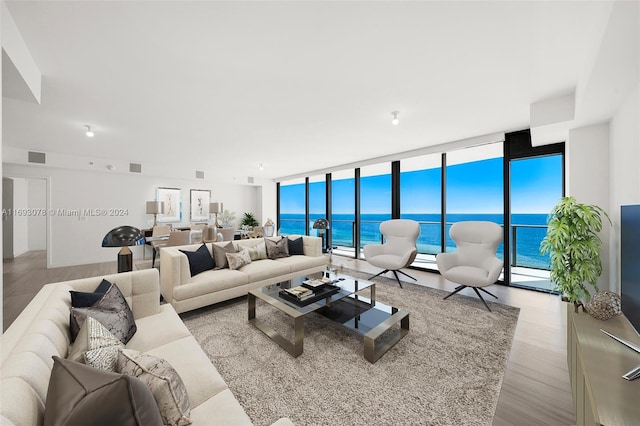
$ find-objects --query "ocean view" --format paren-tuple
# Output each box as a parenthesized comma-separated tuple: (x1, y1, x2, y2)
(280, 213, 551, 269)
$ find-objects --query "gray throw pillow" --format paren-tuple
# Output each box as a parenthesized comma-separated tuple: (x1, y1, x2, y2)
(44, 356, 163, 426)
(226, 249, 252, 270)
(212, 241, 236, 269)
(117, 349, 192, 426)
(265, 237, 290, 259)
(70, 282, 137, 345)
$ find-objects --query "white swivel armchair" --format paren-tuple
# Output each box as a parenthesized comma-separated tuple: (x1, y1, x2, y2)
(363, 219, 420, 288)
(436, 221, 504, 311)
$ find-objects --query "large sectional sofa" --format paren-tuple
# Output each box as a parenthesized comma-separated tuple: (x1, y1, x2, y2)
(160, 235, 328, 314)
(0, 268, 293, 425)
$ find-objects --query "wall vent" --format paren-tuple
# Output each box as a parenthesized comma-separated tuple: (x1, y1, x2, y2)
(196, 170, 205, 179)
(247, 176, 255, 184)
(28, 151, 46, 164)
(129, 163, 142, 173)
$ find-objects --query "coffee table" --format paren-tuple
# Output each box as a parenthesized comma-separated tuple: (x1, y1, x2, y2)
(248, 274, 409, 363)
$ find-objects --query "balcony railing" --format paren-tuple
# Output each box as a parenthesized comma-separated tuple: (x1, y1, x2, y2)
(279, 218, 550, 270)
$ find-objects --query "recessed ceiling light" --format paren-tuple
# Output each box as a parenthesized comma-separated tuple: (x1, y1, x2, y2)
(391, 111, 399, 126)
(85, 125, 94, 137)
(259, 163, 264, 171)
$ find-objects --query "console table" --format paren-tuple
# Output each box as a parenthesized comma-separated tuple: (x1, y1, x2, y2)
(566, 304, 640, 425)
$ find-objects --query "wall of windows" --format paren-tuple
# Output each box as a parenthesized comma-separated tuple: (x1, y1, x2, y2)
(276, 130, 564, 288)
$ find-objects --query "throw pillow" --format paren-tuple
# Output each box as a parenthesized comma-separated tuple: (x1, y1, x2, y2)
(70, 282, 137, 345)
(287, 237, 305, 256)
(238, 242, 268, 261)
(69, 279, 112, 307)
(44, 356, 163, 426)
(117, 349, 192, 426)
(265, 237, 290, 259)
(226, 249, 252, 270)
(179, 243, 215, 277)
(212, 241, 236, 269)
(68, 316, 124, 372)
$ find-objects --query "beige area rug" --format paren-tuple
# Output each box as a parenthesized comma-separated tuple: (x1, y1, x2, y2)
(181, 270, 520, 426)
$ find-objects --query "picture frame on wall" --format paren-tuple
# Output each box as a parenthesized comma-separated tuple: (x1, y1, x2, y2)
(190, 189, 211, 222)
(156, 187, 181, 223)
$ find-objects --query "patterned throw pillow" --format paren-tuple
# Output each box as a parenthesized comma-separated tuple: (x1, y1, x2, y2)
(265, 237, 290, 259)
(117, 349, 192, 426)
(212, 241, 236, 269)
(68, 316, 124, 372)
(226, 249, 252, 270)
(179, 243, 215, 276)
(70, 282, 137, 344)
(238, 242, 268, 261)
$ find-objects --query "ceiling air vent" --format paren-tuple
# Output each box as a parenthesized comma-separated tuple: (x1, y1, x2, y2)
(247, 177, 255, 184)
(196, 171, 205, 179)
(28, 151, 46, 164)
(129, 163, 142, 173)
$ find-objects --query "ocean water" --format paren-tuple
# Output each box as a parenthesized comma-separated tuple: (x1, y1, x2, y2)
(280, 213, 551, 269)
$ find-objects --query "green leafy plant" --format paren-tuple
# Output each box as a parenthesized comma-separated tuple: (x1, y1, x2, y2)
(540, 197, 611, 311)
(240, 212, 259, 227)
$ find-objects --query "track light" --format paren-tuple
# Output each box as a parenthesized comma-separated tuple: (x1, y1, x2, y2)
(259, 163, 264, 171)
(85, 125, 94, 137)
(391, 111, 399, 126)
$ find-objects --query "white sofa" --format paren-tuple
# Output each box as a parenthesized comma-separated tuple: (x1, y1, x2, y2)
(0, 269, 292, 426)
(160, 236, 328, 314)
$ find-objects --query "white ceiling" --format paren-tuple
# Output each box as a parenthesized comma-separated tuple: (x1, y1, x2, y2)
(1, 1, 626, 181)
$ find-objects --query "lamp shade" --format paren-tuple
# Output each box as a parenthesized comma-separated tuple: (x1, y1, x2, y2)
(209, 202, 222, 214)
(102, 226, 145, 247)
(312, 218, 329, 230)
(146, 201, 165, 215)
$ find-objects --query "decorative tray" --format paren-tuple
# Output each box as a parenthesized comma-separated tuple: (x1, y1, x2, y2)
(278, 284, 341, 307)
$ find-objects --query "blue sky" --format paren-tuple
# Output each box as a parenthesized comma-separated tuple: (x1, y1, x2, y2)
(281, 155, 563, 215)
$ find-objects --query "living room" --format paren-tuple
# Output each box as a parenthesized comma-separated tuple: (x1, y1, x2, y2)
(2, 1, 639, 425)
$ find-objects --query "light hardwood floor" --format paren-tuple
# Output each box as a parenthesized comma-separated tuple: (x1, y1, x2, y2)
(2, 251, 575, 425)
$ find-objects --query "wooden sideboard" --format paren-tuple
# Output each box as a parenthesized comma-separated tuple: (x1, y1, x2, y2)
(566, 304, 640, 425)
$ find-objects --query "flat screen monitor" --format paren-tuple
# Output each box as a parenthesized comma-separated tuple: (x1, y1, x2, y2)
(621, 204, 640, 336)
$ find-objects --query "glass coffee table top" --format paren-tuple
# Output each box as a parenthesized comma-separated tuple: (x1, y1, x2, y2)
(248, 273, 409, 363)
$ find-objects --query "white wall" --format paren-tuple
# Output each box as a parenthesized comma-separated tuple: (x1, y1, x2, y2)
(11, 177, 28, 257)
(2, 163, 265, 267)
(608, 84, 640, 292)
(566, 123, 611, 292)
(27, 177, 46, 250)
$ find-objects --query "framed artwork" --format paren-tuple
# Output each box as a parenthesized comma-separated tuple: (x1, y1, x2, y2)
(190, 189, 211, 222)
(156, 187, 181, 223)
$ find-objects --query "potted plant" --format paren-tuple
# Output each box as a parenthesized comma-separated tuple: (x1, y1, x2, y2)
(540, 196, 611, 312)
(240, 212, 259, 228)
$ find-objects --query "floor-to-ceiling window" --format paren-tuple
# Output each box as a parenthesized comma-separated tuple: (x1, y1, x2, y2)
(309, 174, 327, 240)
(331, 170, 355, 256)
(279, 178, 306, 236)
(445, 143, 504, 256)
(400, 154, 442, 267)
(359, 163, 392, 255)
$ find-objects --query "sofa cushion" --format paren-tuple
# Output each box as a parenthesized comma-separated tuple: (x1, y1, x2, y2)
(179, 243, 215, 277)
(275, 254, 328, 273)
(68, 316, 124, 372)
(117, 349, 192, 426)
(265, 237, 289, 259)
(212, 242, 236, 269)
(237, 259, 291, 283)
(69, 279, 112, 307)
(226, 249, 252, 270)
(70, 282, 137, 345)
(176, 270, 249, 301)
(237, 241, 268, 261)
(287, 237, 305, 255)
(125, 304, 192, 353)
(44, 356, 163, 426)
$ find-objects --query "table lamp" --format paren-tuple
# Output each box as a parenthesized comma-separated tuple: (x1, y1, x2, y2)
(146, 201, 165, 227)
(210, 202, 222, 228)
(102, 226, 145, 272)
(312, 218, 330, 253)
